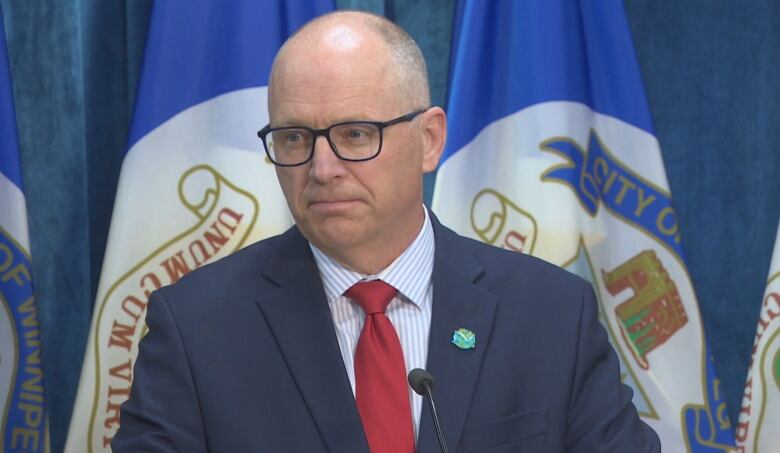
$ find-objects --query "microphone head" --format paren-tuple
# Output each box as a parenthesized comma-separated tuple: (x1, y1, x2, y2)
(408, 368, 435, 395)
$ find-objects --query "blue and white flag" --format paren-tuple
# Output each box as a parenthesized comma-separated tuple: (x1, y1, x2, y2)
(0, 6, 50, 453)
(65, 2, 332, 451)
(736, 218, 780, 452)
(433, 1, 735, 450)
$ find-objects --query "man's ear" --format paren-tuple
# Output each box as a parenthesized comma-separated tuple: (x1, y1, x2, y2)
(420, 107, 447, 173)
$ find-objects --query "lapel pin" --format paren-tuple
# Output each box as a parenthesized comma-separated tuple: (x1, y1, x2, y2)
(451, 328, 476, 350)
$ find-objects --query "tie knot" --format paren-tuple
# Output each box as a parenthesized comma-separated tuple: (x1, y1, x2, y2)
(346, 280, 398, 315)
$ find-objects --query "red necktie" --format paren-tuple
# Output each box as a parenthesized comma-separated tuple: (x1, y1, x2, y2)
(346, 280, 415, 453)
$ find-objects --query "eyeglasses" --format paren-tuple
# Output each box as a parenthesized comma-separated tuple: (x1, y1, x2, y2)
(257, 109, 427, 167)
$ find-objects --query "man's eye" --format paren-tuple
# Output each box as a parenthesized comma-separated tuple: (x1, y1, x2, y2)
(347, 129, 364, 139)
(285, 131, 304, 143)
(340, 126, 374, 142)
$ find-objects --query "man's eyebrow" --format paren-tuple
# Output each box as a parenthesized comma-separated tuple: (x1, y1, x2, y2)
(272, 114, 384, 128)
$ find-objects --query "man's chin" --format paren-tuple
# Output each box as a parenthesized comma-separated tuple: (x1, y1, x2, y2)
(312, 228, 364, 250)
(302, 221, 371, 255)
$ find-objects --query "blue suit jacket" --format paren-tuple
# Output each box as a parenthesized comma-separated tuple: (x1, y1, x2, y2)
(113, 217, 660, 452)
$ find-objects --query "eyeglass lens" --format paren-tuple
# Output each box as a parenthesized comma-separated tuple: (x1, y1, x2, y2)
(267, 122, 381, 165)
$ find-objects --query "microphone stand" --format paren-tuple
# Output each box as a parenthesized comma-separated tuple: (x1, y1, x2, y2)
(408, 369, 449, 453)
(421, 379, 449, 453)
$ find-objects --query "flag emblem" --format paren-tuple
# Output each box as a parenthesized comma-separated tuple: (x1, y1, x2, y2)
(603, 250, 688, 369)
(470, 189, 537, 254)
(541, 131, 682, 255)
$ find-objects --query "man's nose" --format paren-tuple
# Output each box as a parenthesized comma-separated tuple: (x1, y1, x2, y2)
(308, 135, 345, 182)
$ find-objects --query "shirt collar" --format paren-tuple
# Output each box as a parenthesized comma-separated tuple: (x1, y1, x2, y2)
(310, 206, 435, 309)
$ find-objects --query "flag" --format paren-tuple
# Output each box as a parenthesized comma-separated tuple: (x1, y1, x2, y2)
(433, 1, 735, 450)
(736, 219, 780, 452)
(0, 6, 50, 453)
(64, 1, 333, 451)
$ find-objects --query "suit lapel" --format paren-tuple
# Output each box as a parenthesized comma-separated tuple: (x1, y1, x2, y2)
(256, 228, 368, 453)
(417, 219, 497, 452)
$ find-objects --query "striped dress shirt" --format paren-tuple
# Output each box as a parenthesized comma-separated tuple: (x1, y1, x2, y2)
(309, 206, 434, 440)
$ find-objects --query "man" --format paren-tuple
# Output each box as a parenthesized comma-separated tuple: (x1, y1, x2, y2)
(113, 11, 660, 452)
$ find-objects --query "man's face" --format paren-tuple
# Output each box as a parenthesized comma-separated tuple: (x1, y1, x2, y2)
(268, 27, 441, 268)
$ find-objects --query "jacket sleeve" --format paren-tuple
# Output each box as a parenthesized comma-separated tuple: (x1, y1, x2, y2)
(565, 282, 661, 452)
(111, 289, 208, 452)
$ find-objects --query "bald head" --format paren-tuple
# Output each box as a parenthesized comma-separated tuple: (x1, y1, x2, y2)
(270, 11, 431, 110)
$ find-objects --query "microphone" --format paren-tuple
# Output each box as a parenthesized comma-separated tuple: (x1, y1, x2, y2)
(408, 368, 449, 453)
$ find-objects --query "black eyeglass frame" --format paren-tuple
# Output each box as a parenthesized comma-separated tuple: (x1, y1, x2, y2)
(257, 109, 428, 167)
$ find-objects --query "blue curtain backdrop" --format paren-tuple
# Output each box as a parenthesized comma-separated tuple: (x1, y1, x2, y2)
(1, 1, 778, 452)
